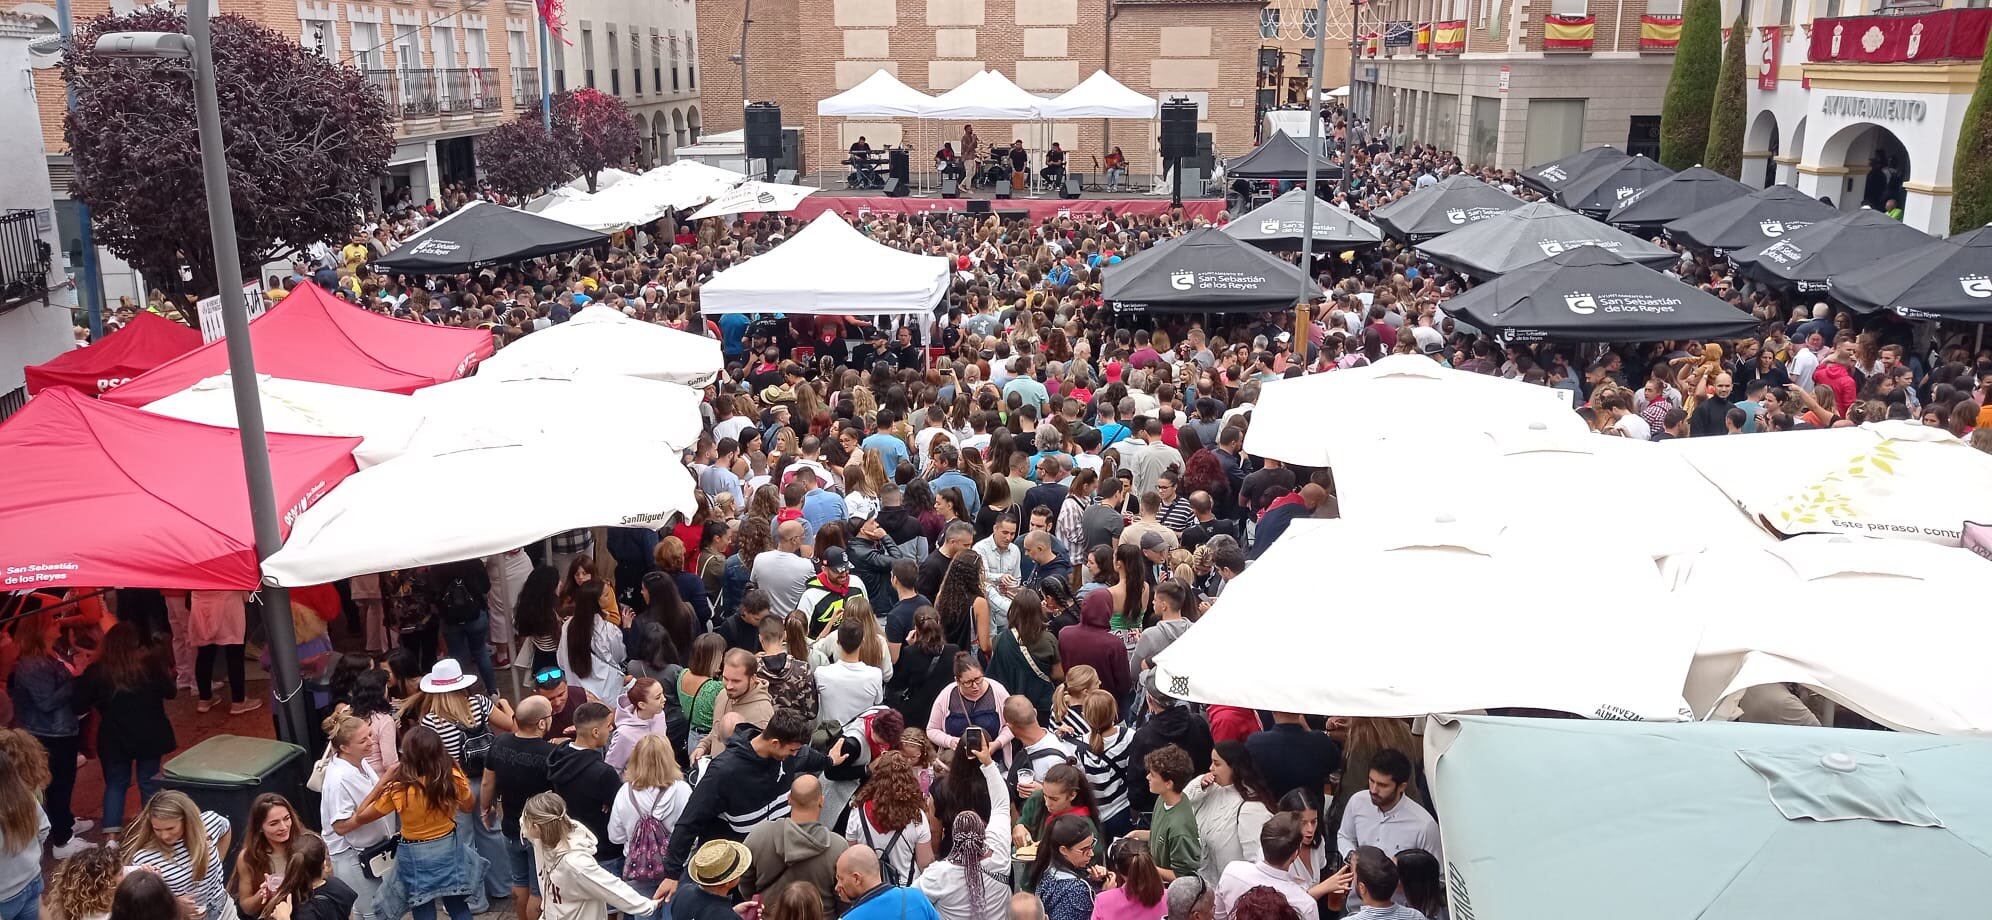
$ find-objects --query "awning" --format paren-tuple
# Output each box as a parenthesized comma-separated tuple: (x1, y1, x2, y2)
(372, 200, 608, 274)
(0, 388, 359, 591)
(1518, 145, 1628, 196)
(1223, 187, 1384, 252)
(475, 305, 722, 386)
(1103, 227, 1313, 314)
(1439, 245, 1759, 342)
(1662, 183, 1836, 257)
(140, 375, 425, 468)
(1415, 201, 1676, 279)
(1554, 153, 1674, 216)
(1370, 174, 1522, 242)
(1730, 206, 1934, 294)
(1036, 70, 1157, 119)
(100, 284, 494, 407)
(688, 180, 818, 220)
(25, 312, 202, 397)
(1222, 130, 1340, 181)
(1604, 166, 1754, 231)
(537, 160, 749, 231)
(1829, 224, 1992, 320)
(700, 212, 951, 316)
(819, 68, 939, 118)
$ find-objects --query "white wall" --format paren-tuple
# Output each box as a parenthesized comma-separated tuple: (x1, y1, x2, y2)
(0, 16, 77, 396)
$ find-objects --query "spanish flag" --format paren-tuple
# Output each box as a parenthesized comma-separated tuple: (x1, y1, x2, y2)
(1415, 22, 1432, 51)
(1544, 13, 1596, 50)
(1639, 14, 1681, 50)
(1432, 20, 1466, 53)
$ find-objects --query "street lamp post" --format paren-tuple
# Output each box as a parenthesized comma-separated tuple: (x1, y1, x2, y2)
(1295, 0, 1330, 365)
(95, 0, 312, 749)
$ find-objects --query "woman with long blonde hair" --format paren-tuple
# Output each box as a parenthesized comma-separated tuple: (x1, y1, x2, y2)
(1078, 690, 1135, 838)
(608, 735, 689, 892)
(522, 793, 659, 920)
(122, 790, 235, 920)
(1051, 665, 1098, 740)
(810, 595, 892, 678)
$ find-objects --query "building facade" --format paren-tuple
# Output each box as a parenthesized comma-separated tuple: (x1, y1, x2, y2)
(546, 0, 704, 165)
(1256, 0, 1355, 141)
(0, 12, 80, 416)
(694, 0, 1264, 178)
(1352, 0, 1678, 170)
(1742, 0, 1983, 236)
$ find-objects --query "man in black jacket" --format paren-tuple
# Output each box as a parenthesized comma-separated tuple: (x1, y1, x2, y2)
(1124, 672, 1213, 820)
(547, 702, 623, 866)
(656, 709, 850, 900)
(716, 590, 774, 654)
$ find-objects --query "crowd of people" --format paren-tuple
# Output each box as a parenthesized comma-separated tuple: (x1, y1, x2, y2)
(19, 100, 1992, 920)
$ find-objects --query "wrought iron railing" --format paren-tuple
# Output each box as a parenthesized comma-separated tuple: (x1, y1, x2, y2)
(0, 209, 51, 313)
(513, 66, 539, 107)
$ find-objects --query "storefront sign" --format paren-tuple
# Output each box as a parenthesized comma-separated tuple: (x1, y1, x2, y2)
(1819, 94, 1927, 122)
(1758, 26, 1780, 90)
(1385, 20, 1415, 46)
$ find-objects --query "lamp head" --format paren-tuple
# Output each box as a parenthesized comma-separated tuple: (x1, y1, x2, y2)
(92, 31, 194, 58)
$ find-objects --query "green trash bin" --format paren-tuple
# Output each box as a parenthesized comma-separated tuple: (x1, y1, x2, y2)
(157, 735, 307, 861)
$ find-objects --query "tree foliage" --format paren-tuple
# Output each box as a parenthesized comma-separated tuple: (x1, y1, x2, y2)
(479, 117, 568, 200)
(1659, 0, 1721, 171)
(557, 88, 639, 192)
(1952, 31, 1992, 233)
(64, 8, 393, 297)
(1703, 9, 1750, 179)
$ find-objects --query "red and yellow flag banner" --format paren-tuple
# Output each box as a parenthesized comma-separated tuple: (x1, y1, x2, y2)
(1544, 13, 1596, 50)
(1432, 19, 1466, 53)
(1640, 15, 1681, 50)
(1415, 22, 1433, 51)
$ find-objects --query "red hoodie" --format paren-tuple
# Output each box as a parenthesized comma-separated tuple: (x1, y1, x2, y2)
(1815, 362, 1857, 413)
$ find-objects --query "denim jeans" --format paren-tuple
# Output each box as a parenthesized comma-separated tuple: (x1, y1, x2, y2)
(441, 611, 496, 692)
(101, 756, 163, 833)
(0, 874, 41, 920)
(506, 835, 541, 895)
(331, 849, 383, 920)
(410, 896, 471, 920)
(33, 734, 77, 846)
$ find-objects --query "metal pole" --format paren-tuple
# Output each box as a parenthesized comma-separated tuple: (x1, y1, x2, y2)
(538, 16, 553, 132)
(56, 0, 106, 340)
(188, 0, 309, 749)
(1342, 0, 1359, 197)
(1296, 0, 1328, 360)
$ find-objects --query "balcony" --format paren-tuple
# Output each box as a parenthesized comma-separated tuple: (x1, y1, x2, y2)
(513, 66, 539, 107)
(440, 67, 500, 114)
(0, 210, 51, 314)
(1808, 8, 1992, 64)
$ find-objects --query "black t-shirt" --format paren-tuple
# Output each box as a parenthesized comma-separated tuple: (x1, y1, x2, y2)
(1244, 724, 1343, 801)
(671, 885, 740, 920)
(886, 594, 931, 645)
(486, 733, 555, 838)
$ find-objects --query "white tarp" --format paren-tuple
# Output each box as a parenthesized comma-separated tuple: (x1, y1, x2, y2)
(920, 69, 1047, 120)
(1037, 70, 1157, 120)
(140, 375, 426, 468)
(1243, 354, 1584, 467)
(538, 161, 748, 231)
(819, 68, 938, 117)
(262, 441, 697, 586)
(407, 373, 704, 455)
(1663, 420, 1992, 546)
(700, 212, 951, 315)
(689, 181, 818, 220)
(1673, 535, 1992, 734)
(474, 306, 723, 386)
(566, 167, 639, 191)
(1152, 518, 1698, 721)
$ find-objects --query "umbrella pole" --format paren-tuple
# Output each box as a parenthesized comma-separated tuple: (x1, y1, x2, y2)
(1296, 0, 1329, 341)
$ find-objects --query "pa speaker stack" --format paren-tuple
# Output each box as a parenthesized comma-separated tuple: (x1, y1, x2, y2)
(1161, 100, 1198, 162)
(1062, 174, 1082, 199)
(941, 177, 961, 199)
(744, 103, 783, 161)
(886, 148, 911, 196)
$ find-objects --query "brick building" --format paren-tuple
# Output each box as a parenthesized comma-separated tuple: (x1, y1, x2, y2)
(1255, 0, 1355, 139)
(694, 0, 1264, 180)
(1350, 0, 1676, 170)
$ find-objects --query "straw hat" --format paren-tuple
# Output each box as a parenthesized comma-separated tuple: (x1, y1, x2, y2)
(689, 840, 752, 888)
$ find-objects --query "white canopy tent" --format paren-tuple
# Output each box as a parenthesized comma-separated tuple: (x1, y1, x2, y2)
(818, 69, 938, 117)
(688, 180, 818, 220)
(920, 69, 1047, 120)
(408, 374, 704, 454)
(261, 440, 697, 587)
(538, 160, 749, 231)
(700, 212, 951, 315)
(1152, 517, 1699, 720)
(1244, 354, 1585, 467)
(1037, 70, 1157, 119)
(141, 376, 427, 468)
(566, 167, 639, 191)
(474, 306, 723, 386)
(1673, 535, 1992, 735)
(1662, 420, 1992, 545)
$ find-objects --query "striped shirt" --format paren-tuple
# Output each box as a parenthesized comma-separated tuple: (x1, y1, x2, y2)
(1157, 497, 1196, 533)
(1077, 726, 1135, 820)
(130, 810, 230, 916)
(422, 693, 492, 771)
(1056, 707, 1090, 741)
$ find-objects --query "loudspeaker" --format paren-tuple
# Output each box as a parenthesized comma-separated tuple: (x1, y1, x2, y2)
(887, 148, 911, 184)
(996, 209, 1029, 222)
(1161, 100, 1198, 161)
(994, 180, 1012, 200)
(883, 177, 909, 197)
(744, 103, 783, 160)
(940, 177, 960, 199)
(1062, 175, 1082, 199)
(966, 199, 991, 214)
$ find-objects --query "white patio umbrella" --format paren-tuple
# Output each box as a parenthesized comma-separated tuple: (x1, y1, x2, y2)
(1672, 535, 1992, 734)
(1243, 354, 1585, 467)
(1152, 517, 1699, 720)
(1331, 425, 1773, 558)
(1664, 420, 1992, 545)
(688, 180, 818, 220)
(140, 375, 428, 468)
(475, 306, 723, 386)
(262, 441, 697, 586)
(408, 373, 704, 454)
(567, 167, 639, 191)
(539, 161, 748, 230)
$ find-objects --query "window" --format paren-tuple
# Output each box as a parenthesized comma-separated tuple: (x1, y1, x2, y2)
(434, 25, 456, 68)
(607, 26, 620, 93)
(1301, 7, 1320, 37)
(632, 29, 643, 93)
(464, 27, 486, 67)
(352, 21, 383, 70)
(1482, 0, 1502, 38)
(394, 27, 420, 71)
(300, 18, 336, 57)
(685, 34, 695, 87)
(1522, 98, 1586, 167)
(581, 27, 595, 87)
(1626, 114, 1660, 159)
(1646, 0, 1680, 13)
(552, 35, 566, 91)
(508, 29, 528, 66)
(1778, 0, 1795, 24)
(651, 29, 662, 91)
(1550, 0, 1586, 15)
(1260, 7, 1280, 39)
(668, 31, 680, 91)
(1470, 96, 1499, 167)
(1430, 92, 1457, 151)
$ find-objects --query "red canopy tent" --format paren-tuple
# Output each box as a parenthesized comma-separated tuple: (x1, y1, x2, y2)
(102, 283, 495, 406)
(24, 312, 203, 396)
(0, 388, 361, 591)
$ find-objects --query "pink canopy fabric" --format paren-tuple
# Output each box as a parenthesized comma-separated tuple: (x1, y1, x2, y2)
(102, 284, 495, 406)
(0, 388, 361, 591)
(24, 312, 203, 396)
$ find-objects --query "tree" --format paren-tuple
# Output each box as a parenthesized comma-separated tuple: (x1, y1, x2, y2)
(1952, 31, 1992, 233)
(1703, 8, 1749, 179)
(64, 8, 393, 297)
(556, 88, 639, 192)
(1659, 0, 1721, 171)
(479, 117, 570, 200)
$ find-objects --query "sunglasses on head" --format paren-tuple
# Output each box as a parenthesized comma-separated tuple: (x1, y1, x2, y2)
(533, 668, 564, 686)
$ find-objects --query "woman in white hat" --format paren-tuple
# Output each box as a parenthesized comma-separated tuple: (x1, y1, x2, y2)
(521, 792, 662, 920)
(405, 658, 516, 906)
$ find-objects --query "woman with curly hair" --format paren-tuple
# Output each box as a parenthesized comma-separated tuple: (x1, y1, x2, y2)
(932, 549, 989, 653)
(844, 751, 935, 884)
(47, 841, 122, 920)
(724, 515, 774, 618)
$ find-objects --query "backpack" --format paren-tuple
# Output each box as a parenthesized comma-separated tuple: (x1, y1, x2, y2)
(763, 656, 819, 725)
(439, 577, 481, 626)
(854, 809, 912, 886)
(622, 788, 673, 883)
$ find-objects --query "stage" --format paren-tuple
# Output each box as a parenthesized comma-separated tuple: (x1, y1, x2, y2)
(775, 169, 1229, 222)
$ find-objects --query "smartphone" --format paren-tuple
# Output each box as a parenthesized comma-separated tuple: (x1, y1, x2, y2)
(962, 726, 987, 751)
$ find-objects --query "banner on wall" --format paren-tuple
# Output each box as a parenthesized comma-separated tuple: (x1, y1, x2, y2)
(1385, 20, 1415, 46)
(1807, 8, 1992, 63)
(1416, 22, 1433, 52)
(1433, 20, 1467, 54)
(1759, 26, 1781, 90)
(1544, 14, 1597, 50)
(1640, 15, 1681, 51)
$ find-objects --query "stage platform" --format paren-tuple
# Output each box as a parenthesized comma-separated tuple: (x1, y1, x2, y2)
(777, 170, 1228, 222)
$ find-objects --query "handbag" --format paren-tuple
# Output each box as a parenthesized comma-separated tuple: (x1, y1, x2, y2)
(359, 836, 398, 881)
(305, 742, 334, 793)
